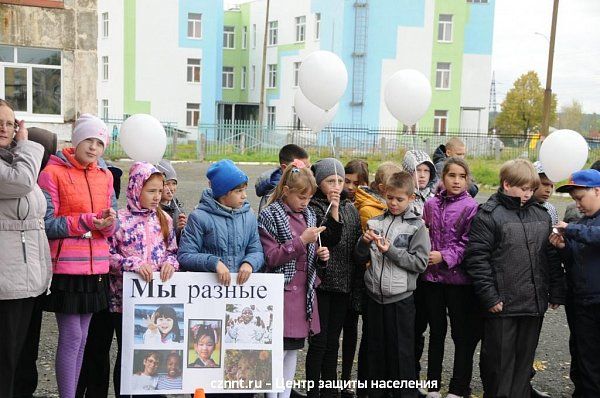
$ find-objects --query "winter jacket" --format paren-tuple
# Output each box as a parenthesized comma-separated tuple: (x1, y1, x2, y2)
(422, 190, 479, 285)
(559, 209, 600, 305)
(402, 150, 437, 214)
(178, 189, 264, 273)
(310, 189, 362, 293)
(355, 205, 430, 304)
(38, 147, 118, 275)
(255, 167, 282, 212)
(463, 190, 566, 316)
(354, 186, 386, 232)
(0, 140, 52, 300)
(432, 144, 479, 198)
(108, 162, 179, 313)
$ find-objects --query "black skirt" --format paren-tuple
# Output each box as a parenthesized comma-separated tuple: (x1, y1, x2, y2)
(44, 274, 109, 314)
(284, 337, 305, 351)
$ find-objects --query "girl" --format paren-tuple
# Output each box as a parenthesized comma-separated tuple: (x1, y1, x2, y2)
(38, 114, 117, 398)
(421, 158, 481, 398)
(108, 161, 179, 395)
(306, 158, 362, 398)
(343, 159, 369, 202)
(258, 162, 330, 398)
(144, 305, 183, 344)
(190, 325, 219, 368)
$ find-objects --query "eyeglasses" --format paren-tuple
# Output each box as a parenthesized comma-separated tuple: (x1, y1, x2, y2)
(0, 120, 15, 129)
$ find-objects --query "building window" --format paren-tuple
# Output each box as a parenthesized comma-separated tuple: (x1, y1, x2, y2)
(315, 13, 321, 40)
(187, 13, 202, 39)
(268, 21, 278, 46)
(293, 62, 301, 87)
(223, 26, 235, 49)
(102, 12, 109, 37)
(102, 56, 109, 80)
(292, 107, 302, 129)
(467, 0, 488, 3)
(295, 16, 306, 42)
(267, 64, 277, 88)
(102, 99, 109, 120)
(186, 103, 200, 127)
(252, 24, 257, 49)
(222, 66, 234, 89)
(435, 62, 450, 89)
(438, 14, 452, 42)
(434, 110, 448, 134)
(267, 106, 276, 126)
(251, 65, 256, 90)
(1, 45, 61, 115)
(187, 58, 201, 83)
(241, 66, 247, 90)
(242, 26, 247, 49)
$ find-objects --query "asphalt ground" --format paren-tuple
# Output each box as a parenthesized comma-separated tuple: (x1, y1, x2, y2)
(33, 160, 576, 397)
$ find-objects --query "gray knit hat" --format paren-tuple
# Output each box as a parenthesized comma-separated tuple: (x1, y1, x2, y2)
(311, 158, 345, 185)
(156, 159, 177, 182)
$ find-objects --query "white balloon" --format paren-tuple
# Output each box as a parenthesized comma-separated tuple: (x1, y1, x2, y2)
(539, 129, 589, 182)
(299, 50, 348, 111)
(119, 114, 167, 163)
(294, 89, 338, 133)
(384, 69, 432, 126)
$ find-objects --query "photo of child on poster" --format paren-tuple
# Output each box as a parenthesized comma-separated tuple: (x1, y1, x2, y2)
(134, 304, 184, 345)
(131, 350, 184, 392)
(224, 304, 273, 344)
(188, 320, 222, 368)
(223, 350, 272, 389)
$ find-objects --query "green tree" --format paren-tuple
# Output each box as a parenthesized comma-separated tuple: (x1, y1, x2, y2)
(560, 100, 583, 131)
(496, 71, 557, 136)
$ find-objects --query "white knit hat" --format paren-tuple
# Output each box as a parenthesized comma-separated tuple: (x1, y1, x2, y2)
(72, 114, 109, 148)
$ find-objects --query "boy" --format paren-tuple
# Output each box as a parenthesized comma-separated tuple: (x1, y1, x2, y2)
(464, 159, 565, 398)
(402, 150, 437, 214)
(432, 137, 466, 177)
(255, 144, 310, 212)
(157, 159, 187, 239)
(533, 161, 559, 224)
(355, 171, 430, 398)
(550, 169, 600, 397)
(178, 159, 264, 285)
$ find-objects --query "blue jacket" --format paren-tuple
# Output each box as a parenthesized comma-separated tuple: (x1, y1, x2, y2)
(178, 189, 264, 273)
(561, 209, 600, 305)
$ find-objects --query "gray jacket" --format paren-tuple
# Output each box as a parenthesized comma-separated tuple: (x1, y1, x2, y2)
(0, 140, 52, 300)
(356, 205, 430, 304)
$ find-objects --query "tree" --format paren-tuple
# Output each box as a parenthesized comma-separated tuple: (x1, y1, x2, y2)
(560, 100, 583, 131)
(496, 71, 557, 136)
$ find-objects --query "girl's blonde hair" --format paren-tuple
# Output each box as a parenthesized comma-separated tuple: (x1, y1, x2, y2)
(145, 173, 171, 245)
(268, 165, 317, 205)
(370, 161, 402, 193)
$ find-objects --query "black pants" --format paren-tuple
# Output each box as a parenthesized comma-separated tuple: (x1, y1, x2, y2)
(413, 280, 428, 379)
(341, 308, 359, 382)
(572, 302, 600, 397)
(422, 282, 482, 396)
(76, 310, 123, 398)
(564, 297, 583, 397)
(480, 316, 542, 398)
(0, 297, 36, 398)
(367, 295, 416, 398)
(306, 290, 350, 398)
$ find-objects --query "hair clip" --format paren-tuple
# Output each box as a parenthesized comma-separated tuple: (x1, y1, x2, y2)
(291, 167, 300, 173)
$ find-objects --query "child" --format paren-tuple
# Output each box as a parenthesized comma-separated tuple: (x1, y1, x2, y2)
(190, 325, 219, 368)
(402, 149, 436, 214)
(563, 160, 600, 223)
(178, 159, 264, 284)
(533, 161, 559, 224)
(157, 352, 184, 390)
(344, 159, 369, 202)
(37, 114, 118, 398)
(550, 169, 600, 397)
(464, 159, 565, 398)
(432, 138, 479, 198)
(107, 161, 179, 395)
(421, 158, 480, 398)
(144, 305, 183, 344)
(256, 144, 310, 212)
(258, 163, 330, 398)
(306, 159, 362, 398)
(157, 159, 187, 239)
(355, 171, 430, 398)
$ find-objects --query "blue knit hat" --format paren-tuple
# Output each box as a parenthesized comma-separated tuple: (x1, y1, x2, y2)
(206, 159, 248, 198)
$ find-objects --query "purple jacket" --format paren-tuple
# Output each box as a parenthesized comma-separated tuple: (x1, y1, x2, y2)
(422, 190, 478, 285)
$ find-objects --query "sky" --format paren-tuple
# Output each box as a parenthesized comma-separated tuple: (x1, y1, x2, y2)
(225, 0, 600, 114)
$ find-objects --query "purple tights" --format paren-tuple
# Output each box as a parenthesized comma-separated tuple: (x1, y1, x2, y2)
(55, 313, 92, 398)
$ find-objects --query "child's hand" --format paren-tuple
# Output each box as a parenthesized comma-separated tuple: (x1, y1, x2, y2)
(160, 263, 175, 282)
(216, 261, 231, 286)
(428, 251, 443, 265)
(137, 264, 154, 282)
(362, 229, 379, 243)
(549, 233, 565, 249)
(317, 246, 330, 261)
(300, 226, 326, 244)
(237, 262, 253, 285)
(177, 213, 187, 230)
(14, 119, 28, 141)
(375, 238, 390, 253)
(488, 302, 503, 313)
(145, 312, 158, 333)
(93, 209, 116, 230)
(327, 190, 341, 210)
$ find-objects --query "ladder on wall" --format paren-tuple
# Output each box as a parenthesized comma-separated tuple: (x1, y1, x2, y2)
(351, 0, 368, 126)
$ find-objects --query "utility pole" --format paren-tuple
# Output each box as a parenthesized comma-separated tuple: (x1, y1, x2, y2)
(541, 0, 559, 136)
(258, 0, 270, 127)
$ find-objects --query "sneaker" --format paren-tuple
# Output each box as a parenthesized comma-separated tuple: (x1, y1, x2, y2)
(446, 394, 462, 398)
(426, 393, 441, 398)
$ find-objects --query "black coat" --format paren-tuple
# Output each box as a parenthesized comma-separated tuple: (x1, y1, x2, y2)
(463, 190, 566, 317)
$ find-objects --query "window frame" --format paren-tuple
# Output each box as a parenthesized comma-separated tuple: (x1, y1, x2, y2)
(267, 105, 276, 126)
(242, 26, 248, 50)
(187, 12, 202, 39)
(102, 12, 109, 38)
(223, 26, 235, 49)
(187, 58, 201, 83)
(186, 102, 200, 127)
(222, 66, 234, 89)
(434, 110, 448, 134)
(315, 13, 321, 40)
(268, 21, 278, 46)
(102, 55, 109, 81)
(101, 99, 109, 121)
(435, 62, 451, 90)
(251, 65, 256, 90)
(293, 62, 301, 87)
(267, 64, 277, 89)
(295, 16, 306, 43)
(437, 14, 453, 42)
(241, 66, 247, 90)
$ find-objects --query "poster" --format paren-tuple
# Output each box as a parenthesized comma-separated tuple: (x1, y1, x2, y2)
(121, 272, 284, 395)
